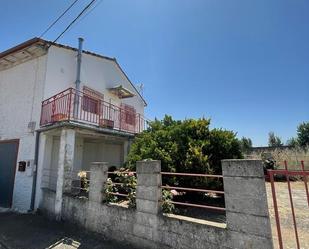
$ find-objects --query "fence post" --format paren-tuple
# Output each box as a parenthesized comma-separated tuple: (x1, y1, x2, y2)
(89, 162, 109, 203)
(134, 160, 162, 242)
(222, 159, 273, 249)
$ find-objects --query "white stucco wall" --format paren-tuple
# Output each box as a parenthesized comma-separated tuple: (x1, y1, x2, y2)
(1, 42, 143, 212)
(0, 55, 47, 212)
(44, 46, 145, 116)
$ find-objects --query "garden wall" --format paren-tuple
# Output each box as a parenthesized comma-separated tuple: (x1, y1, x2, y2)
(245, 146, 309, 170)
(39, 160, 274, 249)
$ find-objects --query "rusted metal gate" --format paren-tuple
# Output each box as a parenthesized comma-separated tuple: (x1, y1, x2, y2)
(267, 161, 309, 249)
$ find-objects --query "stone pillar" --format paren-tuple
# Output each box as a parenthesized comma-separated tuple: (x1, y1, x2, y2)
(55, 128, 76, 220)
(89, 162, 109, 203)
(222, 159, 273, 249)
(123, 140, 129, 163)
(134, 160, 161, 242)
(35, 133, 52, 209)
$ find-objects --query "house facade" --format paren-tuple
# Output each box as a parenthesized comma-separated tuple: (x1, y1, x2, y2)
(0, 38, 147, 212)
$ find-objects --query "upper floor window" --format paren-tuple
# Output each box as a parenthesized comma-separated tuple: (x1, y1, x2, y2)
(82, 86, 103, 114)
(121, 103, 136, 126)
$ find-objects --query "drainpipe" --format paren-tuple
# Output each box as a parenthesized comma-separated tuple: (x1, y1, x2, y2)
(29, 130, 40, 211)
(73, 37, 84, 118)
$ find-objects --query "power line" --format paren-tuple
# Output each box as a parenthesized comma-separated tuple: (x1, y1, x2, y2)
(39, 0, 81, 38)
(52, 0, 97, 44)
(66, 0, 103, 34)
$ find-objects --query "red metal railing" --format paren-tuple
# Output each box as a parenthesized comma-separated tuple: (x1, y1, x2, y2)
(267, 160, 309, 249)
(160, 172, 225, 212)
(40, 88, 149, 134)
(104, 170, 225, 212)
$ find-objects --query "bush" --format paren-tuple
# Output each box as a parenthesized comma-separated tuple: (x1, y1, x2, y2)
(126, 115, 242, 190)
(104, 168, 137, 208)
(104, 168, 175, 212)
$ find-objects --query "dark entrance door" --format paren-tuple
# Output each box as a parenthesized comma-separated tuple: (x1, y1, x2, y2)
(0, 140, 19, 208)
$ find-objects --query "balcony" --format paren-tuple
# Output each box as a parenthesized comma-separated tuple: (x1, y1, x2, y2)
(40, 88, 148, 134)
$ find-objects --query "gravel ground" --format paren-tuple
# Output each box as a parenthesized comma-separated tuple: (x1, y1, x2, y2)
(266, 182, 309, 249)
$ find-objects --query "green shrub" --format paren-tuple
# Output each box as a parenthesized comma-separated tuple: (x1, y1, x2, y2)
(104, 168, 137, 208)
(126, 115, 242, 190)
(104, 168, 175, 212)
(161, 189, 175, 213)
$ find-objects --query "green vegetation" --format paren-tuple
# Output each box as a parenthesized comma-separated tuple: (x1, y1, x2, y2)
(103, 168, 175, 213)
(296, 122, 309, 148)
(239, 137, 253, 153)
(126, 115, 242, 189)
(284, 122, 309, 149)
(104, 168, 137, 208)
(268, 132, 283, 147)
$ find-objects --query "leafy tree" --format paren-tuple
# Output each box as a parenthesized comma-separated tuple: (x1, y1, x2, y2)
(239, 137, 253, 153)
(297, 122, 309, 148)
(268, 132, 283, 147)
(286, 137, 298, 147)
(126, 115, 242, 189)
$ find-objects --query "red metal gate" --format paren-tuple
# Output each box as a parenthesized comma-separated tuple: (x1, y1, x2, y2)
(267, 161, 309, 249)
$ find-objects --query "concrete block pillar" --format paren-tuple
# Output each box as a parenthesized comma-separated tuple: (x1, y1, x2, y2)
(89, 162, 109, 203)
(222, 159, 273, 248)
(55, 128, 76, 220)
(134, 160, 161, 241)
(123, 140, 129, 163)
(35, 133, 52, 209)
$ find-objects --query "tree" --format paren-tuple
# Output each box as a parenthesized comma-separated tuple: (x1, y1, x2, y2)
(286, 137, 298, 147)
(126, 115, 242, 189)
(239, 137, 253, 153)
(297, 122, 309, 148)
(268, 132, 283, 147)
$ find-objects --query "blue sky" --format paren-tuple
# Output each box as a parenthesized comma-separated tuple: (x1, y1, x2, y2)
(1, 0, 308, 146)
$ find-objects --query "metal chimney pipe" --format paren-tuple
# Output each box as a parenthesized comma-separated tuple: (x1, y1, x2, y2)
(73, 37, 84, 118)
(75, 37, 83, 90)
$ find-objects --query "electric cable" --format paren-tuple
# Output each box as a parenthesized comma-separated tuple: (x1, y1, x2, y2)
(39, 0, 81, 38)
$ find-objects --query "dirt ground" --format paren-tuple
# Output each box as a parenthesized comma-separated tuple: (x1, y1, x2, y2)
(266, 182, 309, 249)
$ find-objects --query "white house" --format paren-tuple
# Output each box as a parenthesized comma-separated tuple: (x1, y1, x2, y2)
(0, 37, 147, 212)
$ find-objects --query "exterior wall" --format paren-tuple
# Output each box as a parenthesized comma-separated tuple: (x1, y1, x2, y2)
(0, 55, 47, 212)
(40, 160, 273, 249)
(83, 141, 123, 170)
(245, 146, 309, 170)
(44, 46, 144, 116)
(0, 42, 142, 212)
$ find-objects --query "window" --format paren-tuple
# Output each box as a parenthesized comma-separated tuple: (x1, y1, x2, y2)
(82, 86, 103, 114)
(121, 104, 136, 126)
(82, 96, 99, 114)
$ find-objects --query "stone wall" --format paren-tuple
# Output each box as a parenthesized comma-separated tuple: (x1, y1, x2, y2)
(40, 159, 274, 249)
(245, 146, 309, 170)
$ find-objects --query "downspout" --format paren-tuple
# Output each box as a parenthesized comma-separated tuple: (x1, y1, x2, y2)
(29, 130, 40, 211)
(73, 37, 84, 118)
